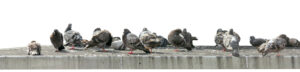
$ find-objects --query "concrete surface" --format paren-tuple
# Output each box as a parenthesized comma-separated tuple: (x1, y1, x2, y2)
(0, 46, 300, 69)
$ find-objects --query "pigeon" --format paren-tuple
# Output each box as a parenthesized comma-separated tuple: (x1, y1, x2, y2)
(278, 34, 289, 46)
(222, 29, 241, 57)
(81, 39, 89, 47)
(278, 34, 300, 47)
(181, 28, 198, 51)
(215, 28, 227, 49)
(85, 28, 113, 52)
(50, 29, 65, 52)
(152, 32, 170, 47)
(288, 38, 300, 47)
(139, 28, 161, 53)
(250, 36, 267, 48)
(257, 37, 286, 56)
(64, 23, 84, 50)
(27, 40, 41, 55)
(157, 35, 170, 47)
(168, 29, 187, 52)
(122, 29, 150, 54)
(111, 37, 124, 50)
(112, 37, 121, 42)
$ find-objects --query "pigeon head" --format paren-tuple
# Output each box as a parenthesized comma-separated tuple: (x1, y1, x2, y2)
(217, 28, 223, 33)
(153, 32, 157, 36)
(183, 28, 187, 33)
(278, 34, 289, 44)
(250, 36, 255, 41)
(142, 28, 148, 31)
(31, 40, 36, 43)
(229, 29, 234, 35)
(65, 23, 72, 32)
(123, 29, 131, 35)
(174, 29, 182, 34)
(54, 29, 60, 35)
(94, 28, 101, 32)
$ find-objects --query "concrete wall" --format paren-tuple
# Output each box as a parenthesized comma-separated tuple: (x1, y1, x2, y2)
(0, 56, 299, 69)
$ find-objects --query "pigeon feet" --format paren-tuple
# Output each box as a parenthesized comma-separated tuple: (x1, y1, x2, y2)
(222, 48, 226, 52)
(69, 46, 75, 50)
(102, 49, 107, 52)
(174, 49, 179, 52)
(276, 54, 281, 56)
(128, 52, 133, 54)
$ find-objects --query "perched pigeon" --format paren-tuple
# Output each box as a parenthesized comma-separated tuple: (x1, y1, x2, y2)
(215, 28, 240, 51)
(215, 28, 227, 48)
(250, 36, 267, 48)
(181, 28, 198, 50)
(157, 35, 170, 47)
(278, 34, 289, 46)
(111, 37, 124, 50)
(168, 29, 187, 51)
(81, 39, 89, 47)
(112, 37, 121, 42)
(50, 29, 65, 52)
(85, 28, 113, 52)
(27, 40, 41, 55)
(64, 23, 84, 49)
(122, 29, 150, 54)
(139, 28, 161, 53)
(278, 34, 300, 47)
(222, 29, 241, 57)
(288, 38, 300, 47)
(256, 37, 286, 56)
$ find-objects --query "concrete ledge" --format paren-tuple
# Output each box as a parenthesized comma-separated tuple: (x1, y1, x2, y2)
(0, 56, 299, 69)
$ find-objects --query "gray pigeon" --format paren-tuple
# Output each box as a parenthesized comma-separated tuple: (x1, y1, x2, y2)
(122, 29, 150, 54)
(64, 23, 83, 49)
(157, 35, 170, 47)
(85, 28, 113, 52)
(278, 34, 300, 47)
(288, 38, 300, 47)
(111, 37, 124, 50)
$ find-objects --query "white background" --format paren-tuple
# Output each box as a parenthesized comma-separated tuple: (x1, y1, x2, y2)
(0, 0, 300, 49)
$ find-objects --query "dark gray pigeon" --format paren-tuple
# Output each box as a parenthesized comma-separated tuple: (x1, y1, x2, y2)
(50, 29, 65, 52)
(250, 36, 267, 48)
(181, 28, 198, 51)
(168, 29, 186, 52)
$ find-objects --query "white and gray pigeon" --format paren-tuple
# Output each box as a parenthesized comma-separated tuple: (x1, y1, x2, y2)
(64, 23, 83, 49)
(222, 29, 241, 57)
(139, 28, 161, 53)
(27, 40, 41, 55)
